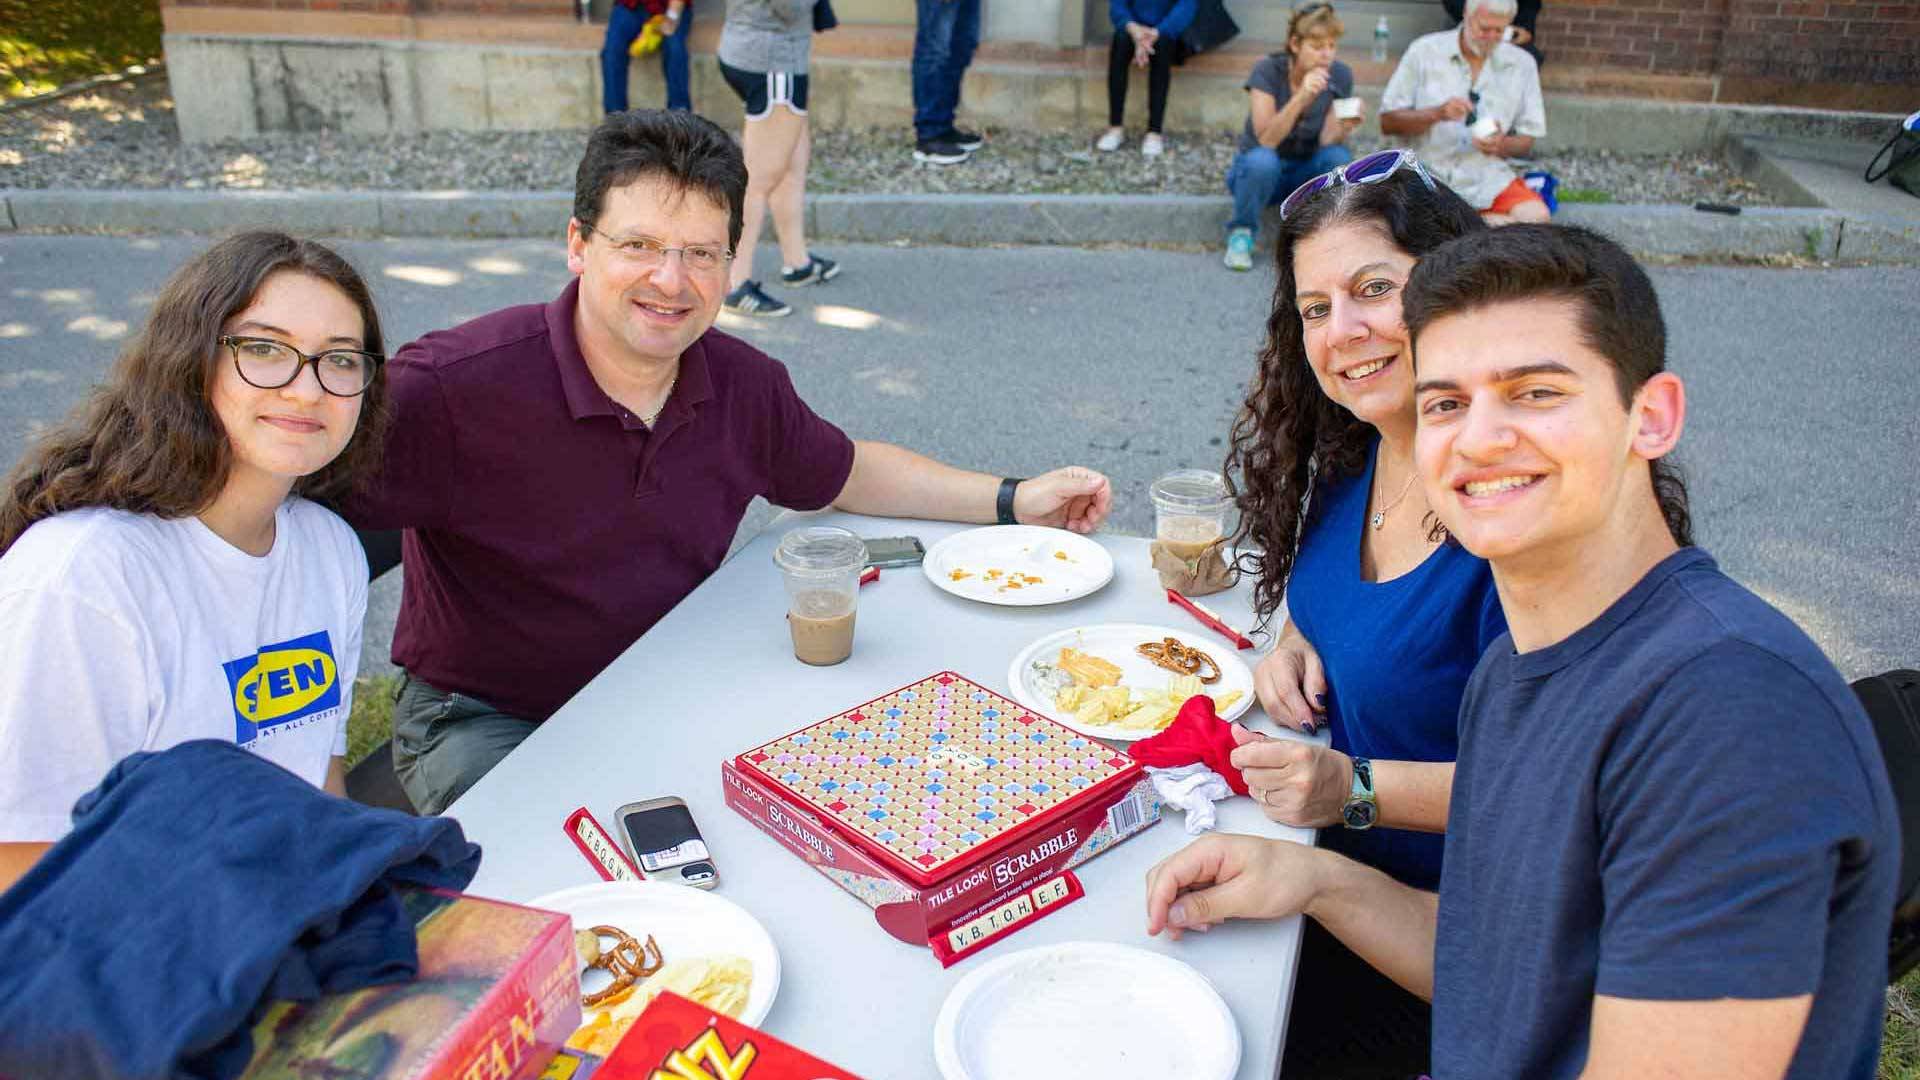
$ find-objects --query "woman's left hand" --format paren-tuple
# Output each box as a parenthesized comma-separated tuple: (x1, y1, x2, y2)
(1228, 724, 1353, 828)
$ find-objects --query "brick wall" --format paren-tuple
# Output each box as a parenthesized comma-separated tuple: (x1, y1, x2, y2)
(1542, 0, 1728, 75)
(1540, 0, 1920, 89)
(1720, 0, 1920, 85)
(167, 0, 412, 10)
(165, 0, 574, 11)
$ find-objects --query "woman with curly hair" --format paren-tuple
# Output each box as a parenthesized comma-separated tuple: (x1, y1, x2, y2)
(0, 232, 388, 891)
(1220, 152, 1497, 1076)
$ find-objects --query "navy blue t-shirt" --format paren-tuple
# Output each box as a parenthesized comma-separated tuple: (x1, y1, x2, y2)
(1286, 442, 1505, 890)
(1433, 548, 1898, 1078)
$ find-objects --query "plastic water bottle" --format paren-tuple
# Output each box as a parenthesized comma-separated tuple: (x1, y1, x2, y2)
(1373, 16, 1391, 63)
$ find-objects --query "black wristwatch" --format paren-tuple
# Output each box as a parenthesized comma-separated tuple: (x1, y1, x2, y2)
(996, 477, 1024, 526)
(1341, 757, 1377, 831)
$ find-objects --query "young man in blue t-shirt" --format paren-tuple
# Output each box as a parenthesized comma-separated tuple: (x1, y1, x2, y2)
(1145, 224, 1898, 1078)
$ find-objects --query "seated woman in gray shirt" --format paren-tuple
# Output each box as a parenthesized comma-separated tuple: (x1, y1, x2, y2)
(1223, 3, 1364, 271)
(716, 0, 842, 318)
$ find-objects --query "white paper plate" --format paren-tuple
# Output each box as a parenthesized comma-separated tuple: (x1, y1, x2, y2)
(922, 525, 1114, 607)
(527, 881, 781, 1027)
(934, 942, 1240, 1080)
(1007, 623, 1255, 740)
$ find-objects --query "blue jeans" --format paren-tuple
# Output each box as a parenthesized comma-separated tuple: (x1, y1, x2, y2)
(602, 2, 694, 114)
(1225, 143, 1353, 234)
(912, 0, 981, 142)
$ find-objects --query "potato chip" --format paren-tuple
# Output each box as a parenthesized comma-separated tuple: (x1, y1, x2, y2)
(1167, 674, 1205, 703)
(566, 954, 754, 1056)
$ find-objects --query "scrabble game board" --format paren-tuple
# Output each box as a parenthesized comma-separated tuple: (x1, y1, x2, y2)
(723, 672, 1161, 966)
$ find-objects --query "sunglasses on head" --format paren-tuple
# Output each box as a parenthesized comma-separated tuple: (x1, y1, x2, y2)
(1277, 149, 1440, 221)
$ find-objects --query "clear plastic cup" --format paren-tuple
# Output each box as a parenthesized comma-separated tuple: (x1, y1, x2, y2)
(773, 526, 867, 666)
(1150, 470, 1233, 593)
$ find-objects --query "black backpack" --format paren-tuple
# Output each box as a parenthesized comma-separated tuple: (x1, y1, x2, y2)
(1857, 669, 1920, 981)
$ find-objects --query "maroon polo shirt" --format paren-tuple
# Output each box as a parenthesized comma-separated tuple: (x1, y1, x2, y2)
(345, 278, 855, 722)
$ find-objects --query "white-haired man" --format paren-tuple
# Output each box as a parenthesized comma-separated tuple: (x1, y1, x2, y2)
(1380, 0, 1549, 224)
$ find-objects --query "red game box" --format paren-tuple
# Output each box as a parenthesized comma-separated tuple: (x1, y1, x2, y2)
(597, 991, 864, 1079)
(723, 672, 1161, 966)
(240, 888, 582, 1080)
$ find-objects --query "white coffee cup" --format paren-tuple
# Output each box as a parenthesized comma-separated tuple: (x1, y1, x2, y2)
(1471, 116, 1501, 140)
(1333, 97, 1363, 121)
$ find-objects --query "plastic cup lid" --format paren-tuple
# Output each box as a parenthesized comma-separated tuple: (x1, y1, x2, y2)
(1150, 469, 1230, 513)
(774, 525, 866, 575)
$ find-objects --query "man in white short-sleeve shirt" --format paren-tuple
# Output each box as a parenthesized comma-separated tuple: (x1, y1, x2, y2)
(1381, 0, 1548, 224)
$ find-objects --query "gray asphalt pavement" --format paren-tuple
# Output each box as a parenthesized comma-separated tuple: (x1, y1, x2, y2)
(3, 236, 1915, 681)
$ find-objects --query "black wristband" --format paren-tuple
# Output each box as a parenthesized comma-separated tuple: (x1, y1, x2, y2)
(996, 477, 1025, 526)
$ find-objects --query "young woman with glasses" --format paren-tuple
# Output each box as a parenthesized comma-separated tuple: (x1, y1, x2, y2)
(1218, 152, 1497, 1075)
(0, 232, 388, 891)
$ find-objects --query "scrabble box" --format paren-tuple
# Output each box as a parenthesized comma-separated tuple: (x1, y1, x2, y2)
(723, 672, 1161, 966)
(240, 888, 581, 1080)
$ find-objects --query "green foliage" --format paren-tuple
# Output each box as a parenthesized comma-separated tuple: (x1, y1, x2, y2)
(345, 674, 400, 769)
(1886, 970, 1920, 1079)
(1556, 187, 1615, 205)
(0, 0, 163, 99)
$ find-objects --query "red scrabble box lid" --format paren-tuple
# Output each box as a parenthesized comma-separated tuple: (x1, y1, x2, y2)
(732, 672, 1142, 887)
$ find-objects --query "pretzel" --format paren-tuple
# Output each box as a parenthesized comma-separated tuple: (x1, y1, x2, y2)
(581, 925, 664, 1007)
(1136, 638, 1222, 684)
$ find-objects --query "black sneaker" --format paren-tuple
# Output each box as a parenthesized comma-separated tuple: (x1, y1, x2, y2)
(780, 252, 841, 286)
(944, 127, 984, 151)
(723, 280, 791, 317)
(913, 137, 971, 165)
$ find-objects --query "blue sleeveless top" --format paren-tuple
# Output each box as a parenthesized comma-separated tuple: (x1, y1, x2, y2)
(1283, 439, 1506, 890)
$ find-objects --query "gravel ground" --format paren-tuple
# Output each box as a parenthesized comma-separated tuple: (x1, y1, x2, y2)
(1, 70, 1776, 206)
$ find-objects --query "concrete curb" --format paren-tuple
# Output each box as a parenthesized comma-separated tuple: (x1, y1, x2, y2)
(3, 188, 1916, 263)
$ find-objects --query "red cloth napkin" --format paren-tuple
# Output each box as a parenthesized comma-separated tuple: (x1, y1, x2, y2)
(1126, 695, 1249, 795)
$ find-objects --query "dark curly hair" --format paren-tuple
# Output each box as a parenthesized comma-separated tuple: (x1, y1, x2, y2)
(1, 231, 388, 555)
(1224, 168, 1485, 630)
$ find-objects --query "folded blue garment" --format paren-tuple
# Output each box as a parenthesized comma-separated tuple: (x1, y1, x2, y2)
(0, 740, 483, 1080)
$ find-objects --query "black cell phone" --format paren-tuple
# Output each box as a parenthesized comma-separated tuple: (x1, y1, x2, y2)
(864, 536, 926, 569)
(615, 797, 718, 889)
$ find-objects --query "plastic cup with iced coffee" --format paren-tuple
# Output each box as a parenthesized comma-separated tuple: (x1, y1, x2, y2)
(1150, 469, 1235, 597)
(774, 526, 867, 666)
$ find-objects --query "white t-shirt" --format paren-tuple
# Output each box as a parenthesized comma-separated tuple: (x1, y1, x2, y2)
(0, 499, 366, 842)
(1381, 30, 1547, 209)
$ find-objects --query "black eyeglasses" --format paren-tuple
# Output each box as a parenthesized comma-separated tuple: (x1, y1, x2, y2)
(1278, 149, 1440, 221)
(219, 335, 383, 398)
(1465, 89, 1482, 126)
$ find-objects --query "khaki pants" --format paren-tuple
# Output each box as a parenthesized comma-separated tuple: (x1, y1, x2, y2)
(390, 673, 538, 815)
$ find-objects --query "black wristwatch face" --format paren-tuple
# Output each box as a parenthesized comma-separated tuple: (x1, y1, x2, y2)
(1342, 800, 1377, 829)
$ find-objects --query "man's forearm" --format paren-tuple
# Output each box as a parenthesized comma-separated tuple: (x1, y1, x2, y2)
(1371, 759, 1452, 833)
(1378, 106, 1440, 137)
(832, 440, 998, 523)
(1305, 852, 1440, 1000)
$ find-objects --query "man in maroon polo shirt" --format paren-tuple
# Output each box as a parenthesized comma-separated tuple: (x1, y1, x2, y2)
(346, 110, 1113, 814)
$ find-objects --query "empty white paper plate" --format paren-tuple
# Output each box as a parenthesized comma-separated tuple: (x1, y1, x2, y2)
(933, 941, 1240, 1080)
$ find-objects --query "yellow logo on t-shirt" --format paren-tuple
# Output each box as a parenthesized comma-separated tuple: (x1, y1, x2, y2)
(222, 631, 342, 743)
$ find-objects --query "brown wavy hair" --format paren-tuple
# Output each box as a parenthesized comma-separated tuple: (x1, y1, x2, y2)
(0, 231, 389, 555)
(1224, 168, 1485, 630)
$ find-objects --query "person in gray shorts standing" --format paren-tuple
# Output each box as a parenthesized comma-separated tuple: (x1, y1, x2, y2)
(717, 0, 841, 318)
